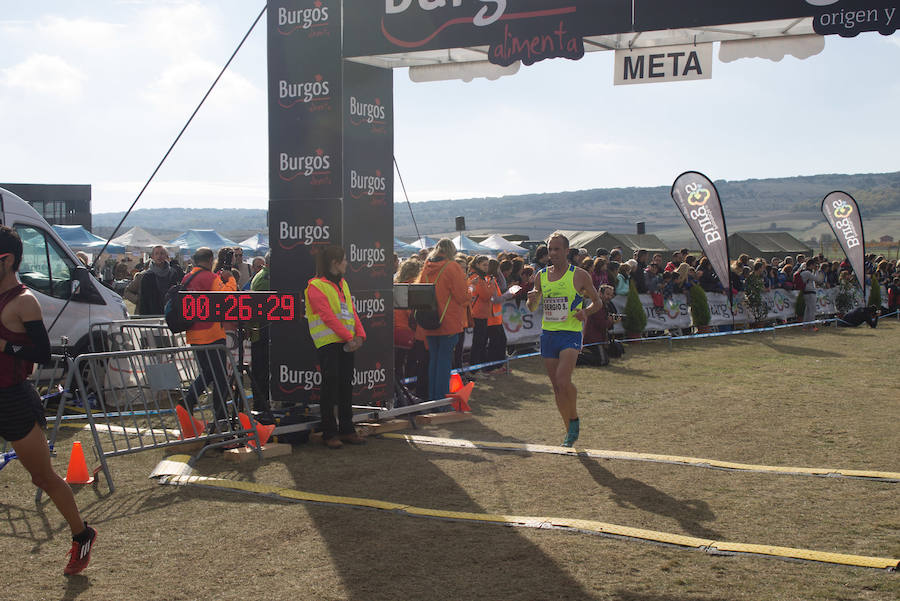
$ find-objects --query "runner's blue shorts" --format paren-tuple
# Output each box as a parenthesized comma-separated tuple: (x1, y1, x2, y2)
(540, 330, 582, 359)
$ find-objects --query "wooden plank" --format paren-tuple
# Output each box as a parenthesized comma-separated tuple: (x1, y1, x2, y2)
(357, 419, 412, 435)
(414, 412, 474, 426)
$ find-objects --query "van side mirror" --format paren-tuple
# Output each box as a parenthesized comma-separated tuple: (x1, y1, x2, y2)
(70, 265, 104, 304)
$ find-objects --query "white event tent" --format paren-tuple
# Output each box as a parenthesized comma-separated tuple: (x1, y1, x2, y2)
(479, 234, 528, 255)
(111, 227, 180, 257)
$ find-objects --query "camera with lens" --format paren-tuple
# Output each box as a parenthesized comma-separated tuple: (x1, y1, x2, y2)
(219, 248, 234, 272)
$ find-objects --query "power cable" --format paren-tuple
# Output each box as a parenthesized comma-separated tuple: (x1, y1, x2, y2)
(393, 156, 421, 242)
(48, 4, 268, 334)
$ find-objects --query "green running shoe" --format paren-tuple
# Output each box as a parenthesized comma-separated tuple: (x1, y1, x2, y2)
(561, 418, 580, 447)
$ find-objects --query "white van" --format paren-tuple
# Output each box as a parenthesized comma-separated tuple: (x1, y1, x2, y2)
(0, 187, 128, 355)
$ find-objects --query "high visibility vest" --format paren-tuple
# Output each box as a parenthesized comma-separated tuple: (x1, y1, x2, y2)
(539, 265, 583, 332)
(305, 277, 356, 348)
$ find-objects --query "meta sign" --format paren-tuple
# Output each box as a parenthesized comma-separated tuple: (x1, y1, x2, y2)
(614, 43, 712, 86)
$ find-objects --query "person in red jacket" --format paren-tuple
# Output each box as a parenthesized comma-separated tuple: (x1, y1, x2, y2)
(0, 226, 97, 575)
(305, 245, 366, 449)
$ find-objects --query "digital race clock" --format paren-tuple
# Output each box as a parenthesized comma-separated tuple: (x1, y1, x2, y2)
(178, 291, 297, 322)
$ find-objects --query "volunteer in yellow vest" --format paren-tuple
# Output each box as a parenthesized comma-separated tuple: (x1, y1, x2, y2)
(526, 233, 602, 447)
(305, 245, 367, 449)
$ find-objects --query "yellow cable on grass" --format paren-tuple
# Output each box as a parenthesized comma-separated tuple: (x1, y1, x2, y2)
(150, 456, 899, 571)
(382, 434, 900, 482)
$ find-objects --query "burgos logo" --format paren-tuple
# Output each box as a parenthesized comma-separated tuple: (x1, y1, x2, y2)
(687, 186, 710, 207)
(833, 201, 854, 219)
(831, 198, 860, 248)
(683, 182, 721, 245)
(352, 291, 387, 319)
(350, 242, 387, 269)
(279, 218, 331, 249)
(352, 364, 387, 390)
(350, 169, 387, 201)
(278, 75, 331, 110)
(279, 149, 332, 182)
(278, 365, 322, 392)
(277, 1, 331, 36)
(349, 97, 386, 125)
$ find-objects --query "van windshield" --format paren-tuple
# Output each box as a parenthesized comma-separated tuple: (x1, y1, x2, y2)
(14, 224, 76, 300)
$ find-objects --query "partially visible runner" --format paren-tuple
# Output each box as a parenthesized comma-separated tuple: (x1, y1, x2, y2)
(527, 233, 602, 447)
(0, 225, 97, 575)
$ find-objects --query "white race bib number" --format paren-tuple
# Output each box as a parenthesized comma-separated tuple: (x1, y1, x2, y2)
(544, 297, 569, 322)
(340, 302, 353, 321)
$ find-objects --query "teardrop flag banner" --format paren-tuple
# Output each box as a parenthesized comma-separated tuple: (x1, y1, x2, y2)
(821, 191, 866, 297)
(670, 172, 732, 307)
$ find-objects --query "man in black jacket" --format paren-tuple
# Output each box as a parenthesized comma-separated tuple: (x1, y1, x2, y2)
(838, 305, 878, 328)
(138, 246, 181, 315)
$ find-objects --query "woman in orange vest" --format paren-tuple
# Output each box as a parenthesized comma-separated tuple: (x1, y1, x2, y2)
(304, 245, 366, 449)
(415, 238, 469, 402)
(468, 255, 511, 376)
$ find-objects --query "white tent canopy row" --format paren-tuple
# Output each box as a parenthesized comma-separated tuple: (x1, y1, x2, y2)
(403, 234, 528, 255)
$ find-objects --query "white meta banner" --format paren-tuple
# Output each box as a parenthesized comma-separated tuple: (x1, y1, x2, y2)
(614, 43, 713, 86)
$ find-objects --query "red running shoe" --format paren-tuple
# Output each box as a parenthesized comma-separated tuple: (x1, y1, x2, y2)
(64, 526, 97, 575)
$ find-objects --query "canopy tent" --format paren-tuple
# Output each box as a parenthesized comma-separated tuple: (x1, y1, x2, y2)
(408, 235, 439, 249)
(394, 238, 419, 255)
(479, 234, 528, 255)
(238, 233, 269, 256)
(551, 231, 671, 259)
(451, 234, 494, 255)
(110, 226, 180, 256)
(728, 232, 813, 262)
(169, 230, 238, 254)
(52, 225, 126, 255)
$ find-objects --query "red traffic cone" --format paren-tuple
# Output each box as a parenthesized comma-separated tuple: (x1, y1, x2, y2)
(449, 373, 463, 393)
(176, 405, 206, 440)
(450, 381, 474, 412)
(65, 441, 94, 485)
(238, 413, 275, 448)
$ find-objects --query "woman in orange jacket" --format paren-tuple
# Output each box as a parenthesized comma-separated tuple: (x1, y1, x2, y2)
(415, 238, 469, 401)
(468, 255, 511, 375)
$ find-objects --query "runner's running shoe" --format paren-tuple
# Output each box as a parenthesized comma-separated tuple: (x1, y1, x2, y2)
(561, 418, 580, 448)
(64, 525, 97, 576)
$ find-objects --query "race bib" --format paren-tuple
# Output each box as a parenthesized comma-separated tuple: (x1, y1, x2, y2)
(544, 297, 569, 322)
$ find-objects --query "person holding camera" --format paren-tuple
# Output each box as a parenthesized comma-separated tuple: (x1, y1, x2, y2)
(304, 245, 367, 449)
(182, 247, 237, 428)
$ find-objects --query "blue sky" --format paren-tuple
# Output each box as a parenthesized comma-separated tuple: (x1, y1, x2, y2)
(1, 1, 898, 214)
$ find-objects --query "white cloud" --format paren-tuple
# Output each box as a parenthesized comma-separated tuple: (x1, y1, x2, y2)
(36, 16, 123, 51)
(137, 2, 220, 59)
(141, 58, 260, 117)
(1, 54, 86, 98)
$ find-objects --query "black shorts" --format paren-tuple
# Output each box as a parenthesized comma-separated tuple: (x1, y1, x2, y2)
(0, 381, 46, 442)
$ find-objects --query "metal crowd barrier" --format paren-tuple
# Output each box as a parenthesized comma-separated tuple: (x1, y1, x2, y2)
(90, 318, 186, 353)
(73, 345, 261, 492)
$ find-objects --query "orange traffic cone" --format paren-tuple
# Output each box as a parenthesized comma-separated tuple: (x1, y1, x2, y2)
(450, 381, 474, 412)
(176, 405, 206, 440)
(449, 373, 463, 393)
(65, 441, 94, 485)
(238, 413, 275, 448)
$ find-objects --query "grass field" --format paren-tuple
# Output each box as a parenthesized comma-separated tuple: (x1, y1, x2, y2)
(2, 321, 899, 601)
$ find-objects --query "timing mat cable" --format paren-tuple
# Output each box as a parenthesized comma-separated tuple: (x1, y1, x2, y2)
(150, 455, 898, 571)
(381, 434, 900, 483)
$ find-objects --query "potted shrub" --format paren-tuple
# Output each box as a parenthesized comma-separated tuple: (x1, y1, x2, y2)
(834, 278, 856, 316)
(622, 279, 646, 338)
(744, 273, 768, 326)
(867, 274, 882, 311)
(688, 284, 711, 333)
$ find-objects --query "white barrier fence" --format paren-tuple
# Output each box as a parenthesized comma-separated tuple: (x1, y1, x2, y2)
(489, 286, 880, 345)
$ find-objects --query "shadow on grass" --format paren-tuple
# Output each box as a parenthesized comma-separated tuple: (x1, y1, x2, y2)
(761, 341, 844, 358)
(613, 592, 731, 601)
(62, 574, 91, 600)
(282, 419, 594, 601)
(578, 456, 722, 541)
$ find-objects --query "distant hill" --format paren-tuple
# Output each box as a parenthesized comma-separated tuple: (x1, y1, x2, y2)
(92, 171, 900, 247)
